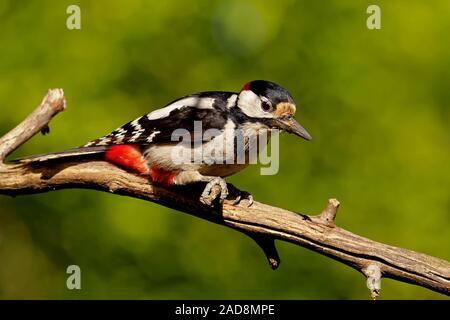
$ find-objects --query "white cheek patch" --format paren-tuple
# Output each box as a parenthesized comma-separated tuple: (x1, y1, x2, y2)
(238, 91, 273, 118)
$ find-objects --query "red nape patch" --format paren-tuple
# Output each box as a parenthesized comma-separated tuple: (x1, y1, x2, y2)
(149, 167, 178, 186)
(242, 82, 251, 91)
(105, 145, 149, 175)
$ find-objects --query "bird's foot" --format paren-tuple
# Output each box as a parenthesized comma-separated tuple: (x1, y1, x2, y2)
(200, 177, 228, 206)
(227, 183, 254, 207)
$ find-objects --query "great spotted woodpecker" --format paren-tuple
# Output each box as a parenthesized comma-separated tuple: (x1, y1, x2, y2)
(18, 80, 311, 205)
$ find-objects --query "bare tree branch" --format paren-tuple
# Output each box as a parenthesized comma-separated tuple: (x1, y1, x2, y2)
(0, 89, 449, 298)
(0, 89, 66, 162)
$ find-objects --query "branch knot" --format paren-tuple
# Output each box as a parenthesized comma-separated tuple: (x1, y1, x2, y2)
(316, 198, 339, 226)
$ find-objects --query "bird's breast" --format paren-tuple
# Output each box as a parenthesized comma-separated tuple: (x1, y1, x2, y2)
(142, 127, 269, 176)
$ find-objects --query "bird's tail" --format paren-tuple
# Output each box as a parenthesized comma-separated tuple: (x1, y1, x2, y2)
(12, 146, 108, 163)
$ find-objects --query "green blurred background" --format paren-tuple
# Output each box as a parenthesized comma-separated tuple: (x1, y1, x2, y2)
(0, 0, 449, 299)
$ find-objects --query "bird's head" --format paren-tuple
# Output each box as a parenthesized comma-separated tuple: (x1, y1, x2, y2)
(237, 80, 312, 141)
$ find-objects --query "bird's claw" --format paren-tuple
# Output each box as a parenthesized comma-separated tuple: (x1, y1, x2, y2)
(200, 177, 228, 206)
(228, 184, 254, 207)
(232, 191, 253, 207)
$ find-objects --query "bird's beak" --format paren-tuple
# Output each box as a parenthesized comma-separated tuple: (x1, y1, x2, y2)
(274, 117, 312, 141)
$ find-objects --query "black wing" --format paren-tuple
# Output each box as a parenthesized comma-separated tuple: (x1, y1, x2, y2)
(84, 92, 237, 147)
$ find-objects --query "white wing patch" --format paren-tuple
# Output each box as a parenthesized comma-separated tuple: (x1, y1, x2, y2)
(113, 127, 127, 144)
(226, 94, 238, 108)
(127, 117, 145, 142)
(146, 130, 160, 143)
(146, 96, 215, 120)
(94, 136, 112, 146)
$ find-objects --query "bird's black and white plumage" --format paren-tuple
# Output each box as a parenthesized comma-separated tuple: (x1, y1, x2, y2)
(84, 91, 237, 147)
(16, 80, 312, 206)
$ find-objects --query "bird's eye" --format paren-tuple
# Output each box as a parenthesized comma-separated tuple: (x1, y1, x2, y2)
(261, 100, 272, 112)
